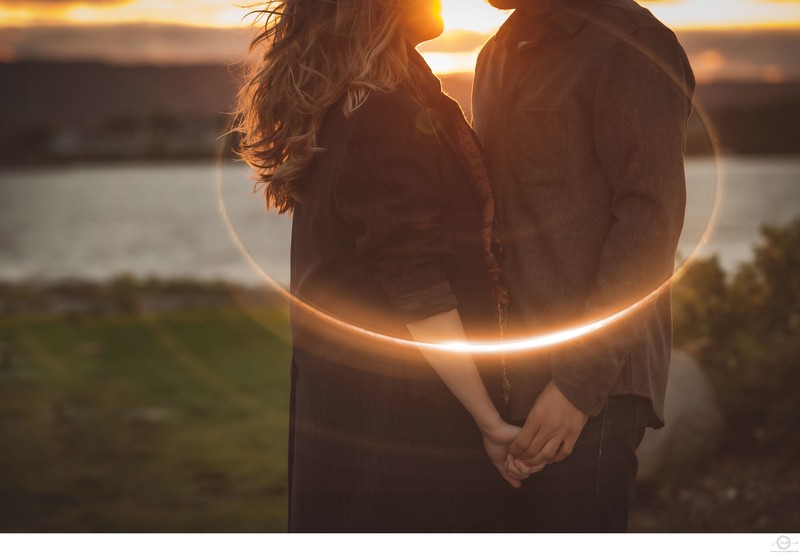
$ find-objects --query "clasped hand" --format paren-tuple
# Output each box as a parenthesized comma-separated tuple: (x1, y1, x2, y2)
(482, 379, 590, 488)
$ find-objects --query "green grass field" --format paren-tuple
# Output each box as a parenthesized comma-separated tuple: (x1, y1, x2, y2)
(0, 307, 292, 532)
(1, 251, 798, 531)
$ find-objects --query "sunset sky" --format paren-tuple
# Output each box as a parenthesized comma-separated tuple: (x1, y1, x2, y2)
(2, 0, 800, 29)
(1, 0, 799, 78)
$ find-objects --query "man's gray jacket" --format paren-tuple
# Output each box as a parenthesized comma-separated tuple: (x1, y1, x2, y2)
(472, 0, 696, 429)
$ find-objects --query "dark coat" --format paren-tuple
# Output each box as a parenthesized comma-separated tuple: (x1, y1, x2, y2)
(472, 0, 696, 429)
(286, 73, 508, 532)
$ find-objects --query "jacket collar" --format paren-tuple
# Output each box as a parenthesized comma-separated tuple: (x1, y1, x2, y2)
(406, 45, 445, 105)
(404, 46, 486, 201)
(497, 0, 605, 49)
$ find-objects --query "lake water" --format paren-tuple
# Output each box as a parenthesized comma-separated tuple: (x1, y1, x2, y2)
(1, 157, 798, 287)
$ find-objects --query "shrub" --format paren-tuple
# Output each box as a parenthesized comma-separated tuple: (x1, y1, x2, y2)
(672, 218, 800, 455)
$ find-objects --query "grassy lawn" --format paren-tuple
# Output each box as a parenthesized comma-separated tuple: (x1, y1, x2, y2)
(0, 307, 292, 532)
(1, 265, 797, 532)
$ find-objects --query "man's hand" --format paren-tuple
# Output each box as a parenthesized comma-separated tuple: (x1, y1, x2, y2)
(508, 379, 590, 467)
(482, 421, 538, 489)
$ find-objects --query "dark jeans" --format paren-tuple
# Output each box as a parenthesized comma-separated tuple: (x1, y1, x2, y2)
(499, 393, 650, 533)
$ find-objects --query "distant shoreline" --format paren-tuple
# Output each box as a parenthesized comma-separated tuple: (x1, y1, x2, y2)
(2, 61, 799, 165)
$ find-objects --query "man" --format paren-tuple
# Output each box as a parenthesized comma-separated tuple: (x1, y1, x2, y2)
(472, 0, 696, 532)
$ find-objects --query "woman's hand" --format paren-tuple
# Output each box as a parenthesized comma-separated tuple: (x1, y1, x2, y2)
(404, 311, 548, 488)
(506, 454, 547, 477)
(482, 421, 540, 489)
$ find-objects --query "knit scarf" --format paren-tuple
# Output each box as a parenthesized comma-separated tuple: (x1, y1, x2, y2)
(407, 50, 512, 406)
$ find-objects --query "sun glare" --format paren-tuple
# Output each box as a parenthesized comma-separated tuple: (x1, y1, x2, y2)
(440, 0, 511, 32)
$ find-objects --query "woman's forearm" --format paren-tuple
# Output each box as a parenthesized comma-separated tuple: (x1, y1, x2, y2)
(406, 307, 504, 435)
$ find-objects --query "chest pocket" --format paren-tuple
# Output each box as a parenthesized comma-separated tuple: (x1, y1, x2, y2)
(509, 107, 569, 187)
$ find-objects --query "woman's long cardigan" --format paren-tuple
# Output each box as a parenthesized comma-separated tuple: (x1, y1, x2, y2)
(287, 81, 507, 532)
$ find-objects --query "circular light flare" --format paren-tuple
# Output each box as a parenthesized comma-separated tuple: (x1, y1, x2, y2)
(216, 13, 725, 355)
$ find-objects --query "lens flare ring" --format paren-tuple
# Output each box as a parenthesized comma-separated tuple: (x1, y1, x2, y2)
(215, 13, 724, 355)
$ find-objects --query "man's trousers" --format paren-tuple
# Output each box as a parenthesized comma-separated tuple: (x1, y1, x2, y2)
(500, 393, 650, 532)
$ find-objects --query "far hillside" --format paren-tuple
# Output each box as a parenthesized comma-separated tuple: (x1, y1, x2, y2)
(1, 61, 798, 165)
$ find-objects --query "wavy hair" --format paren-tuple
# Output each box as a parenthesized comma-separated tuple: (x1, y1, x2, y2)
(229, 0, 416, 215)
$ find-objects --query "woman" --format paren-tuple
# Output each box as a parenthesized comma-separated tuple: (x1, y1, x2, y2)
(232, 0, 531, 532)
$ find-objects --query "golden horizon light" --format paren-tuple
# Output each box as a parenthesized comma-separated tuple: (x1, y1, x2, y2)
(1, 0, 799, 74)
(1, 0, 799, 30)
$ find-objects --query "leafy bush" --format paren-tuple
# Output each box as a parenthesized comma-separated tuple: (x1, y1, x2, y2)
(673, 218, 800, 455)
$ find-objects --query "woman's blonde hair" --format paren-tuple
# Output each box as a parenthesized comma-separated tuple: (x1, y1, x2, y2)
(229, 0, 415, 215)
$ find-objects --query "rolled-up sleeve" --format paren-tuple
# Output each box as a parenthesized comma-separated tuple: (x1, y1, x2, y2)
(333, 91, 459, 324)
(549, 26, 695, 417)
